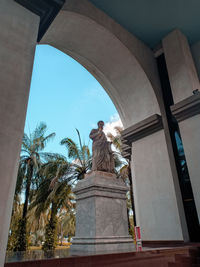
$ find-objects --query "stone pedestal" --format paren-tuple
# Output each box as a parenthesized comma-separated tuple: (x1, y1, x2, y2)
(71, 171, 134, 252)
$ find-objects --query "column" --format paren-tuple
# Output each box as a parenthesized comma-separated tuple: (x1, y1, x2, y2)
(0, 1, 39, 265)
(163, 30, 200, 222)
(122, 114, 189, 243)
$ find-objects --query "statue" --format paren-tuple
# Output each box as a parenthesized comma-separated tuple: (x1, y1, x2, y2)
(89, 121, 115, 173)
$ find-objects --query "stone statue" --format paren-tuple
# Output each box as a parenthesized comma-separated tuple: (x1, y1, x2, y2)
(89, 121, 115, 173)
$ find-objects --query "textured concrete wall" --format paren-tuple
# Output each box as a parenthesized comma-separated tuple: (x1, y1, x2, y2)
(178, 116, 200, 222)
(191, 45, 200, 216)
(191, 40, 200, 81)
(0, 1, 39, 266)
(163, 30, 200, 224)
(163, 30, 200, 103)
(0, 1, 194, 263)
(41, 0, 161, 128)
(131, 129, 189, 241)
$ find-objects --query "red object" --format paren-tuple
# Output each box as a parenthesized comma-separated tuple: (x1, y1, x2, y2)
(134, 226, 142, 251)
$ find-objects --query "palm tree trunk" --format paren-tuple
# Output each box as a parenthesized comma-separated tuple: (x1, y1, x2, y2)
(23, 162, 33, 219)
(60, 222, 63, 246)
(14, 162, 33, 251)
(42, 202, 58, 252)
(50, 202, 57, 225)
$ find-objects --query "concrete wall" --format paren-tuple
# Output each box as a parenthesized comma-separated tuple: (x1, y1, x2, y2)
(163, 30, 200, 225)
(191, 40, 200, 81)
(0, 2, 191, 262)
(191, 44, 200, 215)
(0, 1, 39, 265)
(178, 116, 200, 222)
(131, 129, 188, 241)
(163, 30, 200, 103)
(41, 0, 161, 128)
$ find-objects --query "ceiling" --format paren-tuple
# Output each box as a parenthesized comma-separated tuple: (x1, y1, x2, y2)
(89, 0, 200, 48)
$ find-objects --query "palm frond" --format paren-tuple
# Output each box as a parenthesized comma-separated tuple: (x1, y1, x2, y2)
(60, 138, 83, 164)
(32, 122, 47, 141)
(40, 152, 66, 162)
(76, 129, 83, 152)
(41, 132, 56, 149)
(21, 133, 31, 153)
(82, 145, 91, 161)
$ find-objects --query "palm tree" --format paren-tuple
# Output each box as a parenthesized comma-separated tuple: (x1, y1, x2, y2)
(14, 122, 55, 251)
(57, 209, 75, 245)
(30, 154, 74, 252)
(27, 205, 50, 247)
(29, 129, 90, 251)
(60, 128, 123, 183)
(43, 179, 74, 252)
(7, 197, 23, 251)
(60, 129, 92, 184)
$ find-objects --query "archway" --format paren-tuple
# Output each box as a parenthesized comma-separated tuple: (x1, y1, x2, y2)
(0, 0, 190, 265)
(40, 0, 161, 128)
(39, 0, 188, 245)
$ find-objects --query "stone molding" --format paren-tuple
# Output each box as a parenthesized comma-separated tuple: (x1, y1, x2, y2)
(74, 185, 127, 201)
(72, 236, 133, 245)
(121, 114, 163, 145)
(74, 171, 128, 201)
(171, 94, 200, 122)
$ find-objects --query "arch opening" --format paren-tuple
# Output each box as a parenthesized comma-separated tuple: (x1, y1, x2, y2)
(40, 2, 161, 128)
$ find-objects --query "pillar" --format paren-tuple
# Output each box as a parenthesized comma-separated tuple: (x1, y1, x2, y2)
(122, 114, 189, 243)
(163, 30, 200, 223)
(0, 1, 39, 265)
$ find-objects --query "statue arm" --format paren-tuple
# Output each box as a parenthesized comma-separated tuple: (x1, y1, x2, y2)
(89, 129, 100, 139)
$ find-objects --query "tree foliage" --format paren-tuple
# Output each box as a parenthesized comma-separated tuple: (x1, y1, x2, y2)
(10, 122, 56, 251)
(8, 124, 133, 253)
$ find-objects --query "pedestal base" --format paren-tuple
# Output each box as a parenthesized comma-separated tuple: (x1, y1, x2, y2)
(71, 236, 134, 252)
(71, 171, 134, 252)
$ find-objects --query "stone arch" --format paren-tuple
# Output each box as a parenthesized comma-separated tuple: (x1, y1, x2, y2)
(40, 0, 161, 128)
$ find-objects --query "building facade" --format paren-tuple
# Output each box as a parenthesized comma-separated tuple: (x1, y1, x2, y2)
(0, 0, 200, 265)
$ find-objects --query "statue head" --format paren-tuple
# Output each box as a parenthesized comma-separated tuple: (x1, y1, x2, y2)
(97, 120, 104, 129)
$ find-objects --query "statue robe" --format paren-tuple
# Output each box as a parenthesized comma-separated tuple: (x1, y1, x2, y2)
(89, 128, 115, 173)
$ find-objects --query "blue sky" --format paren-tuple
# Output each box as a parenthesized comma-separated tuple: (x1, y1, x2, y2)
(24, 45, 119, 156)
